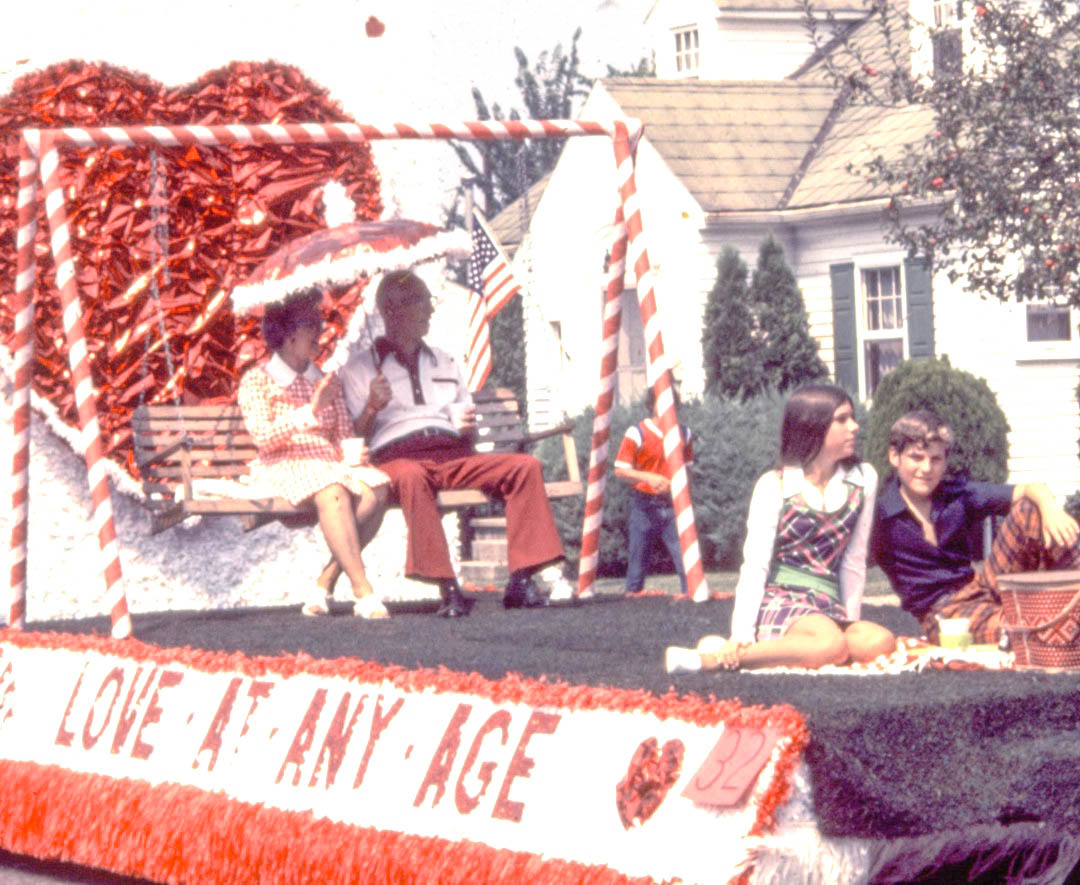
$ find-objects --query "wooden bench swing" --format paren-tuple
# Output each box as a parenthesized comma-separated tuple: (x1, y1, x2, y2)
(132, 388, 582, 535)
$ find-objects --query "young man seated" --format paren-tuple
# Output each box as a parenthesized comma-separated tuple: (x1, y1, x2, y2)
(871, 409, 1080, 645)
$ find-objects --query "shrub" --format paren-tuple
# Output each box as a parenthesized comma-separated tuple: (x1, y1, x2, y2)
(537, 389, 795, 575)
(865, 356, 1009, 482)
(702, 247, 763, 400)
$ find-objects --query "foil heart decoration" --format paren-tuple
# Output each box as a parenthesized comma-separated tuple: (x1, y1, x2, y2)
(615, 736, 685, 829)
(0, 59, 383, 479)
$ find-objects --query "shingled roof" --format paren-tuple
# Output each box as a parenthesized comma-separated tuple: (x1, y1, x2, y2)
(602, 78, 839, 212)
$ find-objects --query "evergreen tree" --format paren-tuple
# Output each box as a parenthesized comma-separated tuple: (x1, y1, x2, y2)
(701, 247, 764, 399)
(446, 31, 593, 400)
(750, 235, 830, 391)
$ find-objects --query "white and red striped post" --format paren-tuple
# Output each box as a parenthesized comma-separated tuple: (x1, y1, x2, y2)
(38, 133, 131, 638)
(612, 122, 709, 602)
(8, 134, 39, 629)
(576, 207, 628, 599)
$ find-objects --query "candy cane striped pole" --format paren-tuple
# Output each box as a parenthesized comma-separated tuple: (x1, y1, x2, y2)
(38, 134, 131, 638)
(612, 122, 709, 602)
(576, 209, 628, 599)
(35, 120, 633, 152)
(8, 134, 39, 629)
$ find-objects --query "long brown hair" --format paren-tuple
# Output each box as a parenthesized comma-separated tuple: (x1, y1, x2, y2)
(779, 383, 856, 469)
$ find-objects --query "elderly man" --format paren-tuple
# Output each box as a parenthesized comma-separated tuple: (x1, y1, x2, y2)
(340, 269, 574, 617)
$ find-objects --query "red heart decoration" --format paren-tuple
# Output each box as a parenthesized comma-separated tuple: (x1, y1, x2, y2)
(615, 736, 685, 829)
(0, 59, 383, 479)
(365, 16, 386, 38)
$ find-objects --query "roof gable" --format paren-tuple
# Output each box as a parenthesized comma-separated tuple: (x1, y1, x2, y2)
(601, 77, 838, 211)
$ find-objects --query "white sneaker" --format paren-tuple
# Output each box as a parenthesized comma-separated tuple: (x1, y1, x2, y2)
(538, 566, 575, 602)
(301, 585, 331, 617)
(665, 646, 702, 674)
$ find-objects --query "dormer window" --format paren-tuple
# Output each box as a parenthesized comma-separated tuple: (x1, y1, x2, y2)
(674, 27, 699, 74)
(932, 0, 962, 77)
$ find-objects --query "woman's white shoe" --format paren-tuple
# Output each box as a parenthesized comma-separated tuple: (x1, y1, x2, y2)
(353, 593, 390, 619)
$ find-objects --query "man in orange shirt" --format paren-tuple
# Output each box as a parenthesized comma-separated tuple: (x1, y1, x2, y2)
(613, 381, 693, 596)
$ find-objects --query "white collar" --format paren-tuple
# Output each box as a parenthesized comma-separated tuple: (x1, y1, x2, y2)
(266, 352, 323, 388)
(779, 462, 866, 498)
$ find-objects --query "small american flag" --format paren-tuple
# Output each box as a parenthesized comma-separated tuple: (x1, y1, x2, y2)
(464, 208, 522, 391)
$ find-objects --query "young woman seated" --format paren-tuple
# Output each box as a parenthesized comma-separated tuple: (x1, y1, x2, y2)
(667, 384, 896, 672)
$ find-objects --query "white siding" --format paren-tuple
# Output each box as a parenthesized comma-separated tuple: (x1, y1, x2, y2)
(792, 216, 1080, 497)
(648, 0, 867, 81)
(518, 83, 713, 419)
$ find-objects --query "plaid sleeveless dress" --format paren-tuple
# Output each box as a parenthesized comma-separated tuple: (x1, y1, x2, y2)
(755, 475, 866, 640)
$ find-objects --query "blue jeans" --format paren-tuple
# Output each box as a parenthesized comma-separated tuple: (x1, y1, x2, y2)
(625, 490, 687, 594)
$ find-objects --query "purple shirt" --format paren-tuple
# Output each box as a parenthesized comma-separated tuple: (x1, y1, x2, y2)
(871, 475, 1013, 617)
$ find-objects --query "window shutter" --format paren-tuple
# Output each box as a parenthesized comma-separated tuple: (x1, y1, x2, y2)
(904, 256, 935, 358)
(830, 262, 858, 394)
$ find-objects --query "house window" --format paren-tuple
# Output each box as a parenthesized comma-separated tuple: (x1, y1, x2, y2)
(861, 266, 905, 395)
(931, 0, 962, 78)
(674, 27, 699, 74)
(1026, 304, 1072, 342)
(933, 0, 961, 26)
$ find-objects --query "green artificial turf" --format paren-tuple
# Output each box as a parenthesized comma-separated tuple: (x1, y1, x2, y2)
(31, 592, 1080, 844)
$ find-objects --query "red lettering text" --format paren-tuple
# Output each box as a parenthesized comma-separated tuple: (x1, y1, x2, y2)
(192, 677, 242, 771)
(414, 703, 471, 809)
(110, 667, 155, 755)
(455, 710, 511, 814)
(82, 667, 124, 750)
(353, 695, 404, 789)
(239, 680, 274, 738)
(55, 666, 87, 747)
(309, 691, 367, 789)
(492, 711, 561, 823)
(0, 661, 15, 728)
(131, 670, 184, 760)
(276, 689, 327, 786)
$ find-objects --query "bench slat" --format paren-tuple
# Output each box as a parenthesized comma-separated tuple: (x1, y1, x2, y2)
(133, 394, 580, 531)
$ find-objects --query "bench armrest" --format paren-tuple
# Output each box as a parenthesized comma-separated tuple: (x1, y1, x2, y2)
(513, 420, 575, 449)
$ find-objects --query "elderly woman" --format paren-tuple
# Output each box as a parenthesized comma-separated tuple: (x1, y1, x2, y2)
(237, 287, 391, 618)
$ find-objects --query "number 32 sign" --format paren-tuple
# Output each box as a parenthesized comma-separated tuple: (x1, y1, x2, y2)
(681, 726, 780, 807)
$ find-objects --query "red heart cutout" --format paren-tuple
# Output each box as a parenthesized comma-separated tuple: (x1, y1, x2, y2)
(615, 736, 685, 829)
(0, 59, 383, 479)
(365, 16, 386, 37)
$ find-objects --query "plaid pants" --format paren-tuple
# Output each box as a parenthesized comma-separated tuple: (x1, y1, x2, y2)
(922, 496, 1080, 643)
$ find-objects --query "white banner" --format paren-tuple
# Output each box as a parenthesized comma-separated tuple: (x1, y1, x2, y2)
(0, 638, 805, 884)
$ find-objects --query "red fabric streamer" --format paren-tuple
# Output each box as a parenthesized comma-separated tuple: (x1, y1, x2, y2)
(0, 60, 383, 479)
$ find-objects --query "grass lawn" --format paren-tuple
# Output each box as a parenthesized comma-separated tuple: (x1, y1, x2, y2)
(594, 566, 898, 600)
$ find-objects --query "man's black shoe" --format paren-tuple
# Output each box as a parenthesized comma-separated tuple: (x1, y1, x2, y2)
(503, 572, 549, 609)
(437, 579, 470, 618)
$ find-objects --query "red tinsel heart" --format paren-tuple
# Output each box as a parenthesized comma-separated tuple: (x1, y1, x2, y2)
(614, 736, 685, 829)
(0, 59, 383, 479)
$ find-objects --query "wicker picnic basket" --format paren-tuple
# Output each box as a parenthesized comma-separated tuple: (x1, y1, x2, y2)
(998, 570, 1080, 670)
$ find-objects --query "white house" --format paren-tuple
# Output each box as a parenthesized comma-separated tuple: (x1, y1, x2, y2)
(505, 4, 1080, 495)
(644, 0, 866, 81)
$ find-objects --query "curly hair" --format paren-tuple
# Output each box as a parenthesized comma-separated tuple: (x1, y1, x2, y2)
(262, 288, 323, 351)
(888, 409, 954, 455)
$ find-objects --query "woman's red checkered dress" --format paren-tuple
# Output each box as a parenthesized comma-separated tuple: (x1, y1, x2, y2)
(238, 363, 388, 506)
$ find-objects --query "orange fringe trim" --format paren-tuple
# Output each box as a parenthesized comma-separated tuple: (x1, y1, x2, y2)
(0, 758, 657, 884)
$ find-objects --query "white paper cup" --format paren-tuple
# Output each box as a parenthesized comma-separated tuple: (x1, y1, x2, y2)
(341, 438, 367, 466)
(938, 616, 973, 649)
(447, 402, 472, 431)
